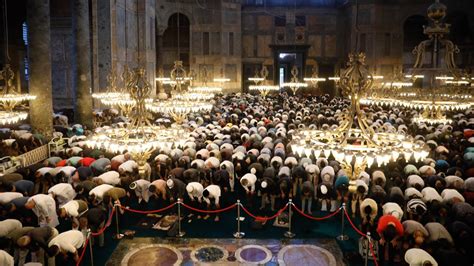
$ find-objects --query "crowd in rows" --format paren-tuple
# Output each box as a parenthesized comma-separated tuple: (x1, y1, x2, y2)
(0, 93, 473, 265)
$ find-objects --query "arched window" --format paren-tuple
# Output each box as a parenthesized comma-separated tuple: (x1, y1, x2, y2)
(162, 13, 190, 49)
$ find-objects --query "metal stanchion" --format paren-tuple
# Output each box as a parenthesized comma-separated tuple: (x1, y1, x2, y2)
(87, 229, 94, 266)
(233, 200, 245, 238)
(114, 203, 123, 239)
(336, 203, 348, 241)
(284, 199, 295, 238)
(177, 198, 186, 237)
(365, 232, 371, 266)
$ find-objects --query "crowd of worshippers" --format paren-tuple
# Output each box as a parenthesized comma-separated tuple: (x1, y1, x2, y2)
(0, 93, 473, 265)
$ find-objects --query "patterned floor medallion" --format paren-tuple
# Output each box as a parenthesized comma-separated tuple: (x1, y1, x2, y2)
(277, 244, 337, 266)
(235, 244, 273, 264)
(190, 245, 229, 263)
(121, 244, 183, 266)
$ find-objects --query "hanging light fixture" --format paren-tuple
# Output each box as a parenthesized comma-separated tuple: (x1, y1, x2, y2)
(0, 0, 35, 125)
(361, 0, 473, 124)
(281, 65, 308, 95)
(290, 53, 429, 192)
(248, 65, 279, 97)
(87, 68, 188, 178)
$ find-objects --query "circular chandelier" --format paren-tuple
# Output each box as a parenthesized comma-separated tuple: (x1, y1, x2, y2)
(248, 66, 279, 97)
(146, 61, 214, 124)
(291, 53, 429, 183)
(0, 64, 36, 125)
(87, 68, 187, 178)
(360, 0, 473, 125)
(281, 65, 308, 95)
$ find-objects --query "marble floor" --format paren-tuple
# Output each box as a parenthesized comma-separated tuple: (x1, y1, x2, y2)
(107, 238, 344, 266)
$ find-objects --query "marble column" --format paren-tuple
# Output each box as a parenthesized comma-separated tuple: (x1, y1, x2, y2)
(27, 0, 54, 137)
(73, 0, 94, 129)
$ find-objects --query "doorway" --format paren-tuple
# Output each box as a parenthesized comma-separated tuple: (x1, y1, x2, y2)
(277, 52, 304, 85)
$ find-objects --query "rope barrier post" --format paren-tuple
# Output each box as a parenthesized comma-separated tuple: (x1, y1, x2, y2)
(114, 203, 123, 240)
(365, 232, 371, 266)
(233, 200, 245, 238)
(284, 199, 295, 238)
(87, 229, 94, 266)
(177, 198, 186, 237)
(336, 203, 348, 241)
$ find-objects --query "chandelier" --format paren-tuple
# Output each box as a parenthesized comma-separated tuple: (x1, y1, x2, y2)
(188, 66, 222, 97)
(0, 2, 35, 126)
(291, 53, 429, 192)
(281, 65, 308, 95)
(87, 68, 187, 178)
(146, 61, 214, 124)
(361, 0, 473, 125)
(303, 65, 326, 89)
(248, 66, 279, 97)
(0, 66, 36, 126)
(91, 67, 126, 101)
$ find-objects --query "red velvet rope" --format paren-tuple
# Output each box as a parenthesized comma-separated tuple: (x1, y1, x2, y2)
(343, 208, 379, 266)
(292, 204, 342, 221)
(181, 202, 237, 214)
(240, 204, 288, 221)
(90, 207, 116, 237)
(119, 202, 177, 214)
(343, 208, 368, 237)
(75, 237, 89, 266)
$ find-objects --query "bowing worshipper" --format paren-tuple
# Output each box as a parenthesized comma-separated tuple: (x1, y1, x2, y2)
(58, 199, 89, 229)
(0, 173, 23, 186)
(79, 207, 107, 247)
(260, 172, 278, 211)
(186, 182, 204, 219)
(8, 225, 34, 266)
(240, 172, 257, 207)
(93, 170, 121, 186)
(16, 226, 59, 266)
(33, 167, 53, 194)
(202, 184, 221, 222)
(402, 220, 429, 249)
(220, 160, 235, 192)
(111, 153, 131, 170)
(351, 179, 368, 218)
(3, 180, 34, 196)
(74, 179, 97, 201)
(88, 184, 114, 205)
(47, 182, 76, 206)
(25, 194, 59, 227)
(166, 178, 186, 202)
(0, 192, 23, 205)
(0, 219, 23, 250)
(103, 187, 127, 209)
(47, 230, 85, 263)
(360, 198, 378, 232)
(129, 179, 151, 203)
(290, 162, 307, 195)
(0, 250, 13, 266)
(90, 157, 111, 175)
(55, 165, 76, 183)
(149, 179, 170, 201)
(377, 214, 404, 265)
(300, 180, 314, 214)
(118, 160, 138, 176)
(404, 248, 438, 266)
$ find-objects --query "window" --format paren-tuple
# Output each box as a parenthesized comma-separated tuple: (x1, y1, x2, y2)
(275, 16, 286, 27)
(229, 32, 234, 56)
(22, 22, 29, 80)
(384, 33, 391, 56)
(203, 32, 209, 55)
(295, 15, 306, 27)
